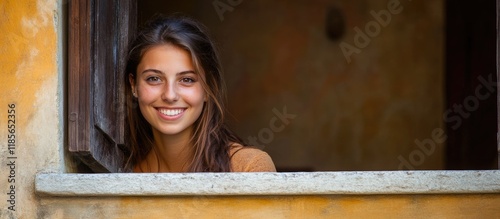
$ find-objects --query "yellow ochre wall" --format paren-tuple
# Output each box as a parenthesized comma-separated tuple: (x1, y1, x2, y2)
(0, 0, 499, 218)
(37, 195, 500, 218)
(0, 0, 63, 218)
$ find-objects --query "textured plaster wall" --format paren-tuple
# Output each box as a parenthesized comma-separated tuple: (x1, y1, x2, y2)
(139, 0, 445, 171)
(0, 0, 63, 218)
(37, 195, 500, 218)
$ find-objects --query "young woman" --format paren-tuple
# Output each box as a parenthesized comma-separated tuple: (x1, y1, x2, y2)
(124, 15, 276, 173)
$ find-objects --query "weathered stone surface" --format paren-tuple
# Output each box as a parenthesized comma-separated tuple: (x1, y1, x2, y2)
(36, 170, 500, 196)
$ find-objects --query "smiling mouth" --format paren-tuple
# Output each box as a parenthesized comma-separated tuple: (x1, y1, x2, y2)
(158, 108, 186, 116)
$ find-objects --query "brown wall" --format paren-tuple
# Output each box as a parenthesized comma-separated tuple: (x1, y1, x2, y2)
(139, 0, 445, 171)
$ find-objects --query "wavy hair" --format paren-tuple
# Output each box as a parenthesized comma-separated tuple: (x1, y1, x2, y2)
(124, 15, 244, 172)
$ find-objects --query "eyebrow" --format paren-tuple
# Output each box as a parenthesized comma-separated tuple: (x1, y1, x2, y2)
(141, 69, 196, 75)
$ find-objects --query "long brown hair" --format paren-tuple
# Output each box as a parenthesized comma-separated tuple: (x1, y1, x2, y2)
(124, 15, 244, 172)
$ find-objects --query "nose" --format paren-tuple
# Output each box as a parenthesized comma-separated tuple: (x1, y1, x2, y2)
(161, 81, 179, 102)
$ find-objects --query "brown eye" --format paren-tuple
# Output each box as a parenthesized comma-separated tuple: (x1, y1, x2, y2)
(146, 76, 161, 83)
(180, 77, 195, 84)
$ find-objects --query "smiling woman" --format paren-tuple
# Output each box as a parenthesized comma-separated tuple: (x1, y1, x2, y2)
(131, 45, 206, 140)
(124, 15, 276, 173)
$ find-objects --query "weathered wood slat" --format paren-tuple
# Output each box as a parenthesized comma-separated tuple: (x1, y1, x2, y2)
(68, 0, 137, 172)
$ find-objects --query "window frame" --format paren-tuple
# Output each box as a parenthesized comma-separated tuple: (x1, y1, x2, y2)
(55, 0, 500, 198)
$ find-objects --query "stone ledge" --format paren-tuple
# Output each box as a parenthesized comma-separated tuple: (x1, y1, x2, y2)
(35, 170, 500, 196)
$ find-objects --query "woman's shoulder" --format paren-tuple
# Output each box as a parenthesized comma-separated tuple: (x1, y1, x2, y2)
(229, 144, 276, 172)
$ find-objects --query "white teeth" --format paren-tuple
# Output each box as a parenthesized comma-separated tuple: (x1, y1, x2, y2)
(160, 109, 184, 116)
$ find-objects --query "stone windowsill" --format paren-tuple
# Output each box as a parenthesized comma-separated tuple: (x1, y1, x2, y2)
(35, 170, 500, 196)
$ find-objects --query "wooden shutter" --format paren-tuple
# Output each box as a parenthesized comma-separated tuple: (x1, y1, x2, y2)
(68, 0, 137, 172)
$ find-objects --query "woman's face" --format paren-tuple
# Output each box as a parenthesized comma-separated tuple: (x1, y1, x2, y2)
(131, 44, 206, 138)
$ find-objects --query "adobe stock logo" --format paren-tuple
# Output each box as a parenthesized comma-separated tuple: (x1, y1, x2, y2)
(340, 0, 410, 63)
(212, 0, 243, 21)
(247, 106, 296, 149)
(398, 74, 497, 170)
